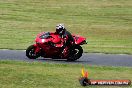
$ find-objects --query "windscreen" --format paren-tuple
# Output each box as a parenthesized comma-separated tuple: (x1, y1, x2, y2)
(39, 32, 51, 39)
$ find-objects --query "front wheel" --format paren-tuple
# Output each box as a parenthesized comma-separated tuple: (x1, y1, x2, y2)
(26, 45, 40, 59)
(67, 45, 83, 61)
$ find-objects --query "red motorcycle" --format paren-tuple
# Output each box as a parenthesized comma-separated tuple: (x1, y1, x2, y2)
(26, 32, 87, 61)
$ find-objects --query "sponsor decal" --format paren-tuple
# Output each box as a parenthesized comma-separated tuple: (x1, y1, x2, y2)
(79, 67, 131, 86)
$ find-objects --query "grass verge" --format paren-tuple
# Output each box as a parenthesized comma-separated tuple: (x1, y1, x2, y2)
(0, 60, 132, 88)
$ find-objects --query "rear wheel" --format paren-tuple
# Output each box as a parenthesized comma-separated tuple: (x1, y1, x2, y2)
(67, 45, 83, 61)
(26, 45, 40, 59)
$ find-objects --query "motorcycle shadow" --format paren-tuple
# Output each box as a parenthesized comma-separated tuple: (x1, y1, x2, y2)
(31, 57, 92, 63)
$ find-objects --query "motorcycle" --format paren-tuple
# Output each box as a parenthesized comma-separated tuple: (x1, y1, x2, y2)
(26, 32, 87, 61)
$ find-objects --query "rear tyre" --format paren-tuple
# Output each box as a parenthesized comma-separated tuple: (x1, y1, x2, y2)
(67, 45, 83, 61)
(26, 45, 40, 59)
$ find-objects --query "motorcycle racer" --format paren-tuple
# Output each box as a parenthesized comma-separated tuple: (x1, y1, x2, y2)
(26, 24, 87, 60)
(55, 24, 74, 48)
(54, 24, 75, 58)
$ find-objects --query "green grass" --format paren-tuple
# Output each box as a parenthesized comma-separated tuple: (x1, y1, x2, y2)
(0, 60, 132, 88)
(0, 0, 132, 54)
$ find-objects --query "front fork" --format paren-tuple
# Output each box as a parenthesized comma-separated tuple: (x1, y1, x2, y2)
(33, 44, 41, 54)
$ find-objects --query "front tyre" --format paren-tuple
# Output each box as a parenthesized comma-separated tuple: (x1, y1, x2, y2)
(67, 45, 83, 61)
(26, 45, 40, 59)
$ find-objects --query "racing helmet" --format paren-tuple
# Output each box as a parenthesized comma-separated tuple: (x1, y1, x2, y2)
(56, 24, 66, 35)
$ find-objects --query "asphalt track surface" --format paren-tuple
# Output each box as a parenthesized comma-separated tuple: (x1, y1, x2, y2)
(0, 50, 132, 67)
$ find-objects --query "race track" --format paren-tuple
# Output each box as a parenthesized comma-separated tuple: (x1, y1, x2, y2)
(0, 50, 132, 67)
